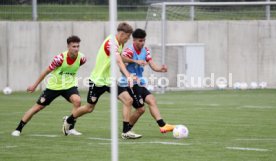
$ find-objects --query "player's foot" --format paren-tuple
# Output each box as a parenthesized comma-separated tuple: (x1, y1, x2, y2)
(68, 129, 82, 135)
(11, 130, 21, 136)
(121, 131, 142, 139)
(62, 116, 71, 136)
(160, 124, 175, 133)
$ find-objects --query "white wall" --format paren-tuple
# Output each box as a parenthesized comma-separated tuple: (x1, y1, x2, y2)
(0, 20, 276, 91)
(6, 22, 40, 90)
(0, 22, 8, 90)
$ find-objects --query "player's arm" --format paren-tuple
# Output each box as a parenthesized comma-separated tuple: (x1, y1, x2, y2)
(116, 54, 132, 78)
(27, 53, 63, 93)
(116, 54, 138, 87)
(148, 60, 168, 73)
(122, 55, 147, 66)
(146, 47, 167, 72)
(121, 48, 147, 66)
(27, 68, 51, 93)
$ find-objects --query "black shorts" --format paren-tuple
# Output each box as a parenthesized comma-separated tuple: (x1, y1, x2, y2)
(127, 84, 151, 109)
(36, 86, 79, 106)
(87, 80, 128, 104)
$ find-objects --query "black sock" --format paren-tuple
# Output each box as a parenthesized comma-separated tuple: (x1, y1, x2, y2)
(128, 124, 133, 131)
(157, 119, 166, 127)
(123, 121, 130, 133)
(15, 120, 26, 132)
(69, 120, 76, 130)
(67, 114, 76, 124)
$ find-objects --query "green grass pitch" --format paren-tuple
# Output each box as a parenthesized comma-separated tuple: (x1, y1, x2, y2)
(0, 89, 276, 161)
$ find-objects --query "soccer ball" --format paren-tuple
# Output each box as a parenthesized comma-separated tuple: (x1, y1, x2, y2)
(259, 82, 267, 89)
(240, 82, 248, 90)
(250, 82, 258, 89)
(3, 87, 12, 95)
(173, 125, 189, 139)
(233, 82, 241, 90)
(216, 81, 227, 90)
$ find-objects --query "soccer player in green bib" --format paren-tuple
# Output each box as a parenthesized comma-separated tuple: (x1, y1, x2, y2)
(11, 35, 86, 136)
(63, 22, 142, 139)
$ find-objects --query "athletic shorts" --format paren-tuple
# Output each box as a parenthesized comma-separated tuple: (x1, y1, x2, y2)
(87, 80, 127, 104)
(36, 86, 79, 106)
(126, 84, 151, 109)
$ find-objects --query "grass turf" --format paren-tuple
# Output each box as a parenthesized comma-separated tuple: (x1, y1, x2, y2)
(0, 5, 147, 21)
(0, 89, 276, 161)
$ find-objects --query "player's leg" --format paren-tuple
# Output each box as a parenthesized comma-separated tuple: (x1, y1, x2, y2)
(128, 85, 146, 131)
(69, 94, 81, 114)
(62, 81, 105, 135)
(11, 104, 45, 136)
(128, 107, 145, 130)
(61, 87, 82, 135)
(145, 94, 162, 120)
(118, 90, 132, 132)
(118, 87, 142, 139)
(145, 92, 175, 133)
(12, 89, 60, 136)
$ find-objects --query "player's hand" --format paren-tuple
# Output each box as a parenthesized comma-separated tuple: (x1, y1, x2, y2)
(133, 75, 141, 85)
(135, 60, 147, 66)
(27, 85, 37, 93)
(160, 65, 168, 72)
(127, 75, 139, 88)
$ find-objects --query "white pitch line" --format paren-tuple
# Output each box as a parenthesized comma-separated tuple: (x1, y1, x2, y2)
(88, 137, 111, 141)
(226, 147, 270, 152)
(87, 137, 190, 146)
(5, 145, 18, 148)
(207, 104, 220, 107)
(29, 134, 59, 138)
(157, 101, 175, 105)
(98, 141, 190, 146)
(195, 103, 220, 107)
(239, 105, 273, 109)
(235, 138, 276, 141)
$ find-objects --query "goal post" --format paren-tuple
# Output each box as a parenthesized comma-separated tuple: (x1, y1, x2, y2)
(145, 1, 276, 91)
(109, 1, 118, 161)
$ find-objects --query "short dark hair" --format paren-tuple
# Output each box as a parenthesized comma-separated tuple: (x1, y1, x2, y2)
(132, 28, 146, 39)
(117, 22, 133, 33)
(67, 35, 81, 45)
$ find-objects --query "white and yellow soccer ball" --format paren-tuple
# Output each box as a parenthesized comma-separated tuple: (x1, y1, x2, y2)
(173, 125, 189, 139)
(3, 87, 12, 95)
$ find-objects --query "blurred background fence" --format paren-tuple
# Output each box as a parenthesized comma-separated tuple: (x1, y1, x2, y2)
(1, 0, 276, 21)
(0, 0, 149, 21)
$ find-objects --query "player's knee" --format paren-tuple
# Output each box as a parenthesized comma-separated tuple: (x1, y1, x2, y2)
(125, 98, 133, 106)
(137, 107, 145, 115)
(71, 97, 81, 107)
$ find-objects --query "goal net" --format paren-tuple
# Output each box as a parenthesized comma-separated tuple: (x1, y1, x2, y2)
(144, 1, 276, 91)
